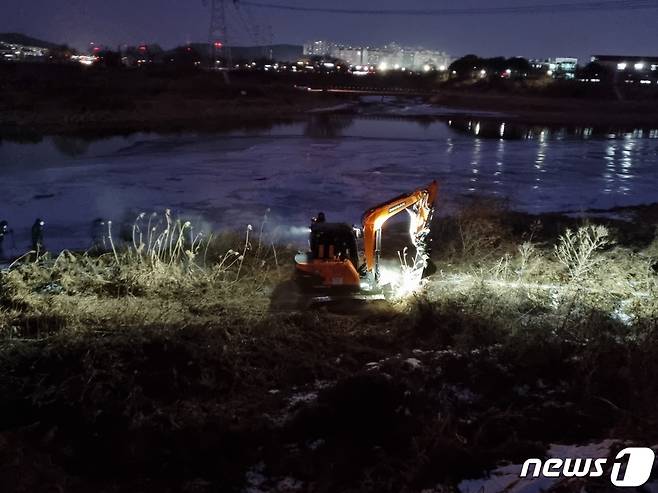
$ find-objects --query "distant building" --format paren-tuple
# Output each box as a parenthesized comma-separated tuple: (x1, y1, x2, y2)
(303, 40, 451, 72)
(591, 55, 658, 73)
(590, 55, 658, 84)
(303, 40, 337, 57)
(334, 45, 366, 66)
(412, 47, 450, 71)
(0, 41, 48, 61)
(552, 57, 578, 79)
(0, 33, 59, 62)
(531, 57, 578, 79)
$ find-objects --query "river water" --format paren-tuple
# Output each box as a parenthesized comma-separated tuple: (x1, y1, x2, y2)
(1, 109, 658, 256)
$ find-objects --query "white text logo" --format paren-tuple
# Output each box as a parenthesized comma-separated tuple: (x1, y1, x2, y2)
(520, 447, 655, 487)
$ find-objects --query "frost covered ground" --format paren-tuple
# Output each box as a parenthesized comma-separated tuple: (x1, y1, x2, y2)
(1, 113, 658, 258)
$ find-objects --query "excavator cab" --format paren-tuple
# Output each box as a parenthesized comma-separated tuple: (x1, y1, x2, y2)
(295, 221, 363, 290)
(309, 222, 360, 269)
(295, 181, 438, 299)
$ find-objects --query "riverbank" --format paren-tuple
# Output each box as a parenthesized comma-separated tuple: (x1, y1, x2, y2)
(428, 90, 658, 127)
(1, 203, 657, 492)
(0, 64, 343, 137)
(3, 63, 658, 138)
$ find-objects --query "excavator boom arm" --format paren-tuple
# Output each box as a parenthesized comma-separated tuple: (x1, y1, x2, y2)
(361, 181, 438, 280)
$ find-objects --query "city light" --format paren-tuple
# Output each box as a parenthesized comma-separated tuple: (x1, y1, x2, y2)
(303, 40, 451, 73)
(71, 55, 97, 66)
(634, 62, 645, 70)
(423, 64, 431, 72)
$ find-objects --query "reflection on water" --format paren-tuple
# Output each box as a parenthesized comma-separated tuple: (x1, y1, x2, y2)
(446, 118, 658, 141)
(5, 113, 658, 159)
(303, 114, 354, 138)
(1, 113, 658, 255)
(534, 136, 548, 192)
(469, 135, 481, 192)
(603, 140, 637, 197)
(3, 116, 658, 159)
(440, 118, 657, 207)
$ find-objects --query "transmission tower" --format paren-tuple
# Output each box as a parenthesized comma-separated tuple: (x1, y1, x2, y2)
(204, 0, 235, 68)
(203, 0, 272, 68)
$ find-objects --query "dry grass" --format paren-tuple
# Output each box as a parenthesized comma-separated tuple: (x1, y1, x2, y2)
(1, 206, 657, 338)
(0, 210, 292, 339)
(1, 204, 658, 492)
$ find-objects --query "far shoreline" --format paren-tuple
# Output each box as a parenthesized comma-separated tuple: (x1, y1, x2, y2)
(428, 90, 658, 127)
(3, 92, 658, 139)
(3, 62, 658, 138)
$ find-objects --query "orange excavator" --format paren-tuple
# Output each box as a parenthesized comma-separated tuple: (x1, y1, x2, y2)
(294, 181, 438, 300)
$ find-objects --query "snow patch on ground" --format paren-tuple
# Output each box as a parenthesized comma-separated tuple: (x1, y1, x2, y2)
(404, 357, 423, 369)
(287, 391, 318, 407)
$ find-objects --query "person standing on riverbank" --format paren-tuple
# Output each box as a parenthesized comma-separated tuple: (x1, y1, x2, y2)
(31, 218, 45, 253)
(0, 220, 10, 258)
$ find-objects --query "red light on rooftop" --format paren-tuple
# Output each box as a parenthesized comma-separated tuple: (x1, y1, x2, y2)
(214, 41, 223, 48)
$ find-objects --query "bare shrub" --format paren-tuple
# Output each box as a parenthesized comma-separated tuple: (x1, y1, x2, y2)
(490, 253, 512, 280)
(516, 241, 538, 278)
(554, 225, 610, 280)
(455, 200, 511, 259)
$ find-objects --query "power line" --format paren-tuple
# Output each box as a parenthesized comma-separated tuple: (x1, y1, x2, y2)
(239, 0, 658, 16)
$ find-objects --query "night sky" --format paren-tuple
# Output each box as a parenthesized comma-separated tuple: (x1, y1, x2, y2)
(2, 0, 656, 61)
